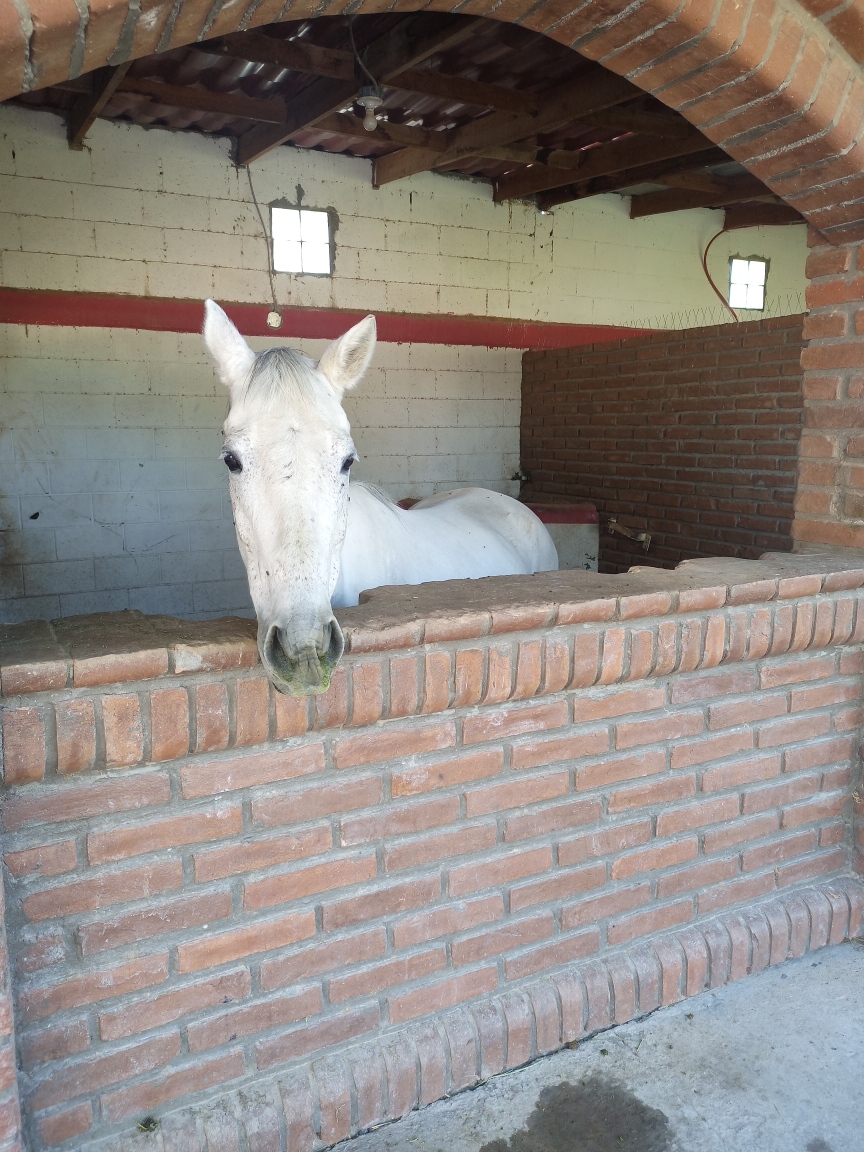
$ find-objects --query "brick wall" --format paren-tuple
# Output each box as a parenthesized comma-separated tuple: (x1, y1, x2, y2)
(521, 316, 805, 573)
(0, 554, 861, 1151)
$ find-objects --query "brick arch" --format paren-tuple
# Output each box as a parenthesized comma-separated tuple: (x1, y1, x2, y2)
(3, 0, 864, 239)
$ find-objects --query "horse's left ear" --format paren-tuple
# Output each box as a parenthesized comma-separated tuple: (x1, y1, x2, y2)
(203, 299, 255, 397)
(318, 316, 376, 397)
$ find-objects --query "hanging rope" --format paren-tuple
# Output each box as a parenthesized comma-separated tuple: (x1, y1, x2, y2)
(701, 227, 739, 323)
(245, 166, 281, 328)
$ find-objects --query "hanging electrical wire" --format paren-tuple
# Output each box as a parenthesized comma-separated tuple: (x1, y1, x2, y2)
(349, 17, 383, 131)
(701, 227, 739, 324)
(245, 166, 282, 330)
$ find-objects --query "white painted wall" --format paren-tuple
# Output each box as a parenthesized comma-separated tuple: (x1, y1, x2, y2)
(0, 104, 807, 621)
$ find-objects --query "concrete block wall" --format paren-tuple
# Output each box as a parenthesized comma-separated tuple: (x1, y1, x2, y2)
(522, 315, 805, 573)
(0, 553, 861, 1150)
(0, 322, 520, 623)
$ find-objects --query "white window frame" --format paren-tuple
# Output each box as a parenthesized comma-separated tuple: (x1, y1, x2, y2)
(271, 206, 334, 276)
(728, 255, 768, 311)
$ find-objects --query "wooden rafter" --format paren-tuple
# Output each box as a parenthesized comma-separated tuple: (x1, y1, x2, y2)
(577, 106, 695, 139)
(234, 14, 479, 165)
(119, 76, 289, 123)
(724, 204, 804, 228)
(373, 68, 638, 186)
(494, 126, 714, 201)
(67, 63, 131, 148)
(630, 174, 776, 217)
(534, 149, 726, 210)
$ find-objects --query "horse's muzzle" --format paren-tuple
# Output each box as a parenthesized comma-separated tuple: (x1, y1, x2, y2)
(260, 617, 345, 696)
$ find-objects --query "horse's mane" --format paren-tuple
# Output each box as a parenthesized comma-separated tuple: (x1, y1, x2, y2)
(354, 481, 397, 507)
(244, 347, 320, 405)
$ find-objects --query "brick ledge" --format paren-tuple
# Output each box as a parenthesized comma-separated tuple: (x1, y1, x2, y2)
(79, 877, 864, 1152)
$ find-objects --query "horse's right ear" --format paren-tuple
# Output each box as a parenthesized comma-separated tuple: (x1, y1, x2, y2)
(203, 300, 255, 396)
(318, 315, 376, 397)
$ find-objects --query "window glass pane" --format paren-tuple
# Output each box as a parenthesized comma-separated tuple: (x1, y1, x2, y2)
(301, 242, 332, 274)
(730, 259, 750, 282)
(299, 210, 330, 244)
(729, 282, 748, 308)
(748, 259, 766, 285)
(274, 239, 302, 273)
(745, 283, 765, 309)
(272, 207, 301, 243)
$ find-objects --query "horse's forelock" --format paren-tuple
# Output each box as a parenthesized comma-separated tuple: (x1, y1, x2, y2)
(243, 347, 320, 407)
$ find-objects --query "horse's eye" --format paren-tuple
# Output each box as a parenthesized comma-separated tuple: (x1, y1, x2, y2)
(222, 452, 242, 474)
(341, 455, 356, 474)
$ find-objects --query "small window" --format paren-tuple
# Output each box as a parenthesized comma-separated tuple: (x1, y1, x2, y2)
(729, 257, 767, 310)
(272, 207, 332, 275)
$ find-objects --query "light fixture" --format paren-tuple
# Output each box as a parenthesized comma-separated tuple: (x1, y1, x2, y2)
(356, 85, 383, 132)
(266, 310, 282, 329)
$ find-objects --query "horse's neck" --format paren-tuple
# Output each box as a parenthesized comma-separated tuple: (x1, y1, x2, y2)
(333, 483, 403, 608)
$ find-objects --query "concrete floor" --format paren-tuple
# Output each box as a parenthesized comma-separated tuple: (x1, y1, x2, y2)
(343, 942, 864, 1152)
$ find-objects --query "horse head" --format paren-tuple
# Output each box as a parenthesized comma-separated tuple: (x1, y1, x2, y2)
(203, 300, 376, 696)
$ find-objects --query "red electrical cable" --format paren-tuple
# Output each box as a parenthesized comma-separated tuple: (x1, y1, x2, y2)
(702, 227, 739, 323)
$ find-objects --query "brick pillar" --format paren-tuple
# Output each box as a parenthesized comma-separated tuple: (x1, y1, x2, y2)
(794, 229, 864, 549)
(0, 881, 23, 1152)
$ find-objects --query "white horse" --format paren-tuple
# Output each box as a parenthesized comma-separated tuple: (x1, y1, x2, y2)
(203, 300, 558, 695)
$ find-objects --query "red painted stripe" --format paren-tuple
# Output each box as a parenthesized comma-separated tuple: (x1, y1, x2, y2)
(0, 289, 649, 349)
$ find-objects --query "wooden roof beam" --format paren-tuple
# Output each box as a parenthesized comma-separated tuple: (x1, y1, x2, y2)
(67, 63, 131, 148)
(373, 67, 639, 186)
(534, 148, 727, 210)
(724, 204, 804, 228)
(235, 14, 479, 165)
(493, 125, 717, 202)
(629, 175, 778, 217)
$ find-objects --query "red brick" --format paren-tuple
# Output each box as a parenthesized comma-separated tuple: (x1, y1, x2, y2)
(701, 752, 781, 792)
(22, 859, 182, 922)
(195, 827, 331, 883)
(504, 930, 601, 981)
(88, 805, 242, 863)
(350, 660, 385, 727)
(703, 812, 780, 853)
(607, 900, 692, 946)
(195, 683, 229, 752)
(569, 630, 601, 687)
(462, 700, 568, 745)
(176, 911, 315, 972)
(392, 748, 503, 796)
(38, 1102, 92, 1146)
(31, 1032, 181, 1111)
(4, 840, 76, 878)
(451, 914, 554, 966)
(611, 837, 698, 880)
(16, 929, 66, 975)
(513, 639, 543, 700)
(392, 895, 504, 949)
(464, 772, 568, 817)
(234, 677, 270, 746)
(55, 699, 96, 774)
(385, 824, 497, 871)
(20, 1019, 90, 1069)
(388, 967, 497, 1024)
(656, 856, 739, 898)
(101, 1050, 245, 1123)
(561, 883, 651, 931)
(253, 775, 382, 828)
(571, 685, 665, 724)
(671, 729, 754, 769)
(757, 713, 832, 748)
(422, 651, 452, 715)
(503, 796, 602, 842)
(509, 862, 607, 912)
(21, 953, 169, 1022)
(454, 648, 485, 707)
(260, 928, 386, 991)
(781, 792, 847, 828)
(273, 690, 309, 739)
(608, 774, 696, 813)
(389, 655, 419, 718)
(741, 774, 821, 814)
(483, 643, 514, 704)
(73, 647, 168, 688)
(510, 728, 609, 770)
(334, 720, 455, 769)
(244, 853, 377, 909)
(313, 666, 348, 729)
(576, 749, 666, 791)
(79, 890, 234, 956)
(150, 688, 190, 762)
(661, 797, 742, 841)
(102, 694, 144, 767)
(449, 846, 552, 897)
(323, 876, 440, 931)
(759, 654, 836, 688)
(616, 710, 703, 750)
(180, 744, 324, 798)
(784, 736, 855, 772)
(742, 830, 818, 872)
(669, 667, 756, 704)
(340, 795, 460, 846)
(187, 985, 322, 1052)
(2, 707, 46, 784)
(330, 949, 447, 1003)
(256, 1008, 379, 1071)
(559, 820, 651, 867)
(708, 694, 788, 729)
(776, 847, 847, 887)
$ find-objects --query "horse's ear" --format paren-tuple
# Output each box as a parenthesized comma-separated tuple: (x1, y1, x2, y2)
(318, 316, 376, 397)
(203, 299, 255, 395)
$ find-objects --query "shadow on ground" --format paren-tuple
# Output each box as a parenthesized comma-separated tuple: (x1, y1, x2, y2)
(479, 1077, 672, 1152)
